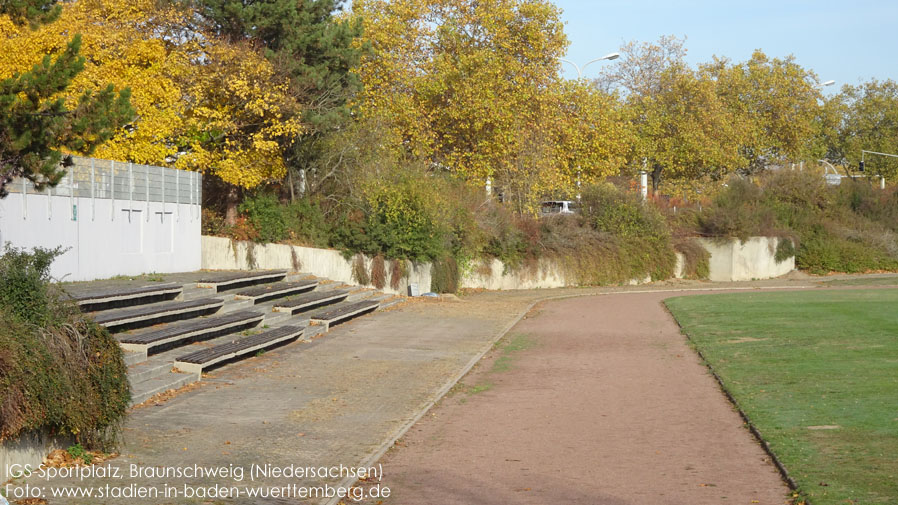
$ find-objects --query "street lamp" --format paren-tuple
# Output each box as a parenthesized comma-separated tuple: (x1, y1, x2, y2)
(821, 80, 836, 87)
(560, 52, 620, 79)
(558, 52, 620, 201)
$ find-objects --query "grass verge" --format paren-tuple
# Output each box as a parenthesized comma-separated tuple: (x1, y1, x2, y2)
(666, 289, 898, 505)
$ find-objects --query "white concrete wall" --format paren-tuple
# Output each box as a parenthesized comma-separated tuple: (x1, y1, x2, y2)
(1, 432, 71, 482)
(202, 235, 792, 290)
(0, 193, 201, 281)
(460, 258, 568, 290)
(698, 237, 795, 282)
(202, 236, 431, 295)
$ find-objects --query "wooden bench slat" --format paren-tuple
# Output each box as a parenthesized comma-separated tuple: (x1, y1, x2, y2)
(92, 298, 223, 326)
(174, 325, 305, 374)
(120, 310, 263, 345)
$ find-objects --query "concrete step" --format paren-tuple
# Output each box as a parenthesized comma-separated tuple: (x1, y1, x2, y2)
(128, 359, 173, 383)
(262, 311, 294, 326)
(346, 288, 376, 302)
(130, 370, 199, 405)
(173, 325, 305, 376)
(378, 297, 406, 311)
(217, 298, 255, 314)
(123, 349, 147, 367)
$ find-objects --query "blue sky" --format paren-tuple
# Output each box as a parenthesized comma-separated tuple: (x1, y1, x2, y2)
(555, 0, 898, 94)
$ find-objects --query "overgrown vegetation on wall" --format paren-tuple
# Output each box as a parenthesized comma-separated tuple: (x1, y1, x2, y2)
(0, 246, 130, 448)
(691, 171, 898, 274)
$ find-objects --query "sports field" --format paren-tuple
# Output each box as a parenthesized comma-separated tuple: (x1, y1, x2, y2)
(666, 289, 898, 505)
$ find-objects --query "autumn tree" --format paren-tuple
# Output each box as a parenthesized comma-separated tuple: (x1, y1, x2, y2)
(824, 79, 898, 181)
(189, 0, 363, 199)
(0, 3, 133, 198)
(1, 0, 302, 219)
(705, 50, 825, 173)
(352, 0, 630, 210)
(600, 36, 745, 191)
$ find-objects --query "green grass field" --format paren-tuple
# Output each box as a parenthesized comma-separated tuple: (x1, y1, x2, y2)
(666, 289, 898, 505)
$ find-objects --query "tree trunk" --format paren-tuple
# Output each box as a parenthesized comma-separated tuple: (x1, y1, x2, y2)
(651, 164, 663, 193)
(224, 185, 240, 226)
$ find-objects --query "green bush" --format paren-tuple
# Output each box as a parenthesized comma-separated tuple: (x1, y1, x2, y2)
(239, 193, 290, 243)
(674, 238, 710, 280)
(0, 244, 63, 326)
(0, 247, 130, 448)
(696, 172, 898, 274)
(580, 184, 676, 281)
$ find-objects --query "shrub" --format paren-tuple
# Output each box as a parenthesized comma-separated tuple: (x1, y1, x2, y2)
(201, 208, 227, 236)
(0, 244, 64, 326)
(674, 238, 710, 280)
(431, 256, 459, 293)
(774, 237, 796, 263)
(580, 184, 676, 281)
(351, 254, 370, 285)
(0, 247, 129, 448)
(239, 193, 290, 243)
(370, 255, 386, 289)
(285, 198, 330, 247)
(696, 171, 898, 274)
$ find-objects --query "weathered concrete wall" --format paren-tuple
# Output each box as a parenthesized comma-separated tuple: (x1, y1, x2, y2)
(202, 236, 431, 295)
(1, 432, 71, 482)
(698, 237, 794, 282)
(202, 236, 791, 291)
(460, 258, 568, 290)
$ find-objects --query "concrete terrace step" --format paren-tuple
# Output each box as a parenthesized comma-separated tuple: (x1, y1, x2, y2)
(71, 283, 183, 312)
(196, 270, 288, 292)
(308, 300, 380, 330)
(91, 298, 224, 331)
(128, 359, 174, 383)
(173, 325, 306, 375)
(130, 370, 198, 405)
(234, 280, 318, 304)
(119, 310, 264, 355)
(272, 290, 350, 314)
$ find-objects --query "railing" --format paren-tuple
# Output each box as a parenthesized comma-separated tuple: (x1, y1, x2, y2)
(6, 156, 201, 204)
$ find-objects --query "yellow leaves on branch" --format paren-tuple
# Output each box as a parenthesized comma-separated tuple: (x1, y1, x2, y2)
(0, 0, 301, 189)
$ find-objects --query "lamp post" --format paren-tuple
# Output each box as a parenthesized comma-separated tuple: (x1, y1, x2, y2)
(560, 52, 620, 79)
(559, 52, 620, 201)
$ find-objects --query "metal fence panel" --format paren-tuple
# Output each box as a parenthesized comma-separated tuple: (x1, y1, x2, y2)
(4, 156, 200, 204)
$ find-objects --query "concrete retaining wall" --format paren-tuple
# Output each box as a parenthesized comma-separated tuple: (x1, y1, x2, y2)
(201, 235, 793, 292)
(698, 237, 794, 282)
(1, 432, 71, 482)
(202, 236, 431, 295)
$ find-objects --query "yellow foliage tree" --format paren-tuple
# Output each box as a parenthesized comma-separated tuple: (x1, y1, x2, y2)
(0, 0, 301, 194)
(352, 0, 630, 210)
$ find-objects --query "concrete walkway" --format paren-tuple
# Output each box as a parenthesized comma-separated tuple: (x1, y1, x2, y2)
(15, 274, 898, 504)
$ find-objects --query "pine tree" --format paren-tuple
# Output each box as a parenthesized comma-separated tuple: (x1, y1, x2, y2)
(192, 0, 363, 198)
(0, 4, 134, 198)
